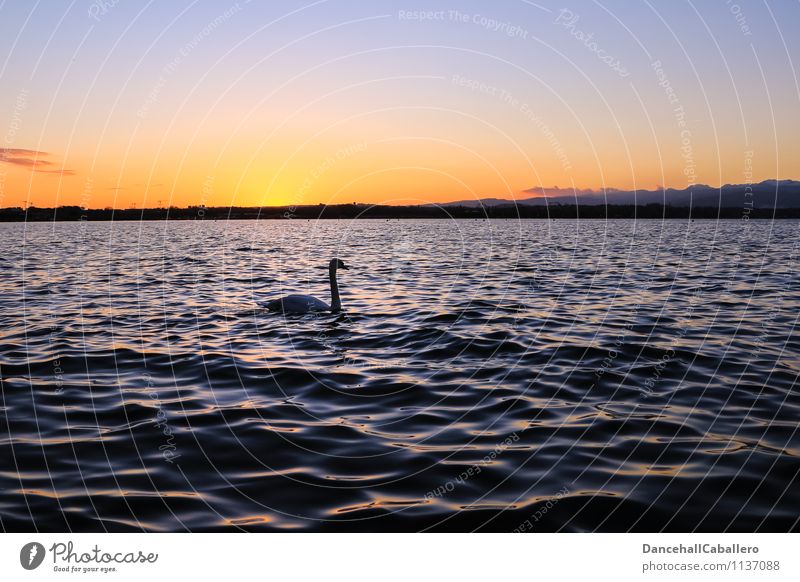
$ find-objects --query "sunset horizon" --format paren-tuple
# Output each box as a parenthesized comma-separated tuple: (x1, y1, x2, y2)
(3, 2, 799, 210)
(3, 176, 800, 211)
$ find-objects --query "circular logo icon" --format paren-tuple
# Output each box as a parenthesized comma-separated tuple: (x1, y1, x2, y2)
(20, 542, 46, 570)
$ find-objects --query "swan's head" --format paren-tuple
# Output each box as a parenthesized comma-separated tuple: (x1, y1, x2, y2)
(329, 258, 349, 271)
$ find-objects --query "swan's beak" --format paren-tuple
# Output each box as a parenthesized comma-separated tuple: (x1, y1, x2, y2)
(340, 264, 349, 270)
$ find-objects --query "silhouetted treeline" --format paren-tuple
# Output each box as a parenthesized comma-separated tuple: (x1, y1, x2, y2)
(1, 203, 799, 222)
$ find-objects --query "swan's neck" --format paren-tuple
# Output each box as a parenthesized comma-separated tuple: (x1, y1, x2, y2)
(329, 266, 341, 312)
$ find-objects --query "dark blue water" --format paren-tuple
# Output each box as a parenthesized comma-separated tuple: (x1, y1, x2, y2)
(1, 219, 798, 532)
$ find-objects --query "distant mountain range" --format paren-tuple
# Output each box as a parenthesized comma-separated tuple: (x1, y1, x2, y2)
(439, 180, 800, 209)
(5, 180, 800, 222)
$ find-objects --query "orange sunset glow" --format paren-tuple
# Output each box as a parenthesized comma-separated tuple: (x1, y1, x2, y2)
(2, 2, 798, 209)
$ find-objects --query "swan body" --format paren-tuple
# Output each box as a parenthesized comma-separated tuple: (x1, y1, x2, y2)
(264, 294, 331, 313)
(265, 258, 349, 314)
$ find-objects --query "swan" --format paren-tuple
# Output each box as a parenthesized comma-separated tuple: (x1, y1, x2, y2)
(264, 258, 349, 314)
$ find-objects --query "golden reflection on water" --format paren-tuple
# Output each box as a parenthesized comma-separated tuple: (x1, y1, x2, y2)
(335, 498, 431, 514)
(16, 488, 204, 499)
(224, 515, 273, 526)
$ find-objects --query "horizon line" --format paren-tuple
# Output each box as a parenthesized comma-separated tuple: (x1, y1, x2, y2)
(3, 177, 797, 211)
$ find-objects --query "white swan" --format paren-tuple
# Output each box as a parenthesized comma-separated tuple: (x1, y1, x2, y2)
(264, 258, 349, 314)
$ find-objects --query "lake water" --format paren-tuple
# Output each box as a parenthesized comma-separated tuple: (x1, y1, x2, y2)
(1, 218, 798, 532)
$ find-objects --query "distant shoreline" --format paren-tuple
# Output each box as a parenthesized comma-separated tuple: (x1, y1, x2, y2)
(1, 204, 799, 221)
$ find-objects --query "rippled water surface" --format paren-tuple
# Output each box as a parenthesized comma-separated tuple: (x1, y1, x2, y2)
(1, 219, 798, 532)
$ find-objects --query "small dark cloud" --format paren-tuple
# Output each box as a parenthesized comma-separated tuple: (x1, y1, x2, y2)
(38, 169, 77, 176)
(0, 148, 74, 175)
(0, 148, 48, 157)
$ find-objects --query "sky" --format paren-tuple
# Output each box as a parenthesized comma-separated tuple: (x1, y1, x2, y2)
(1, 0, 799, 209)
